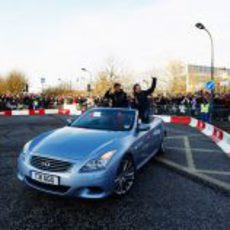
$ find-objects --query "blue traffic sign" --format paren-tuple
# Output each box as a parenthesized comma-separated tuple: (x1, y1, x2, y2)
(205, 80, 215, 91)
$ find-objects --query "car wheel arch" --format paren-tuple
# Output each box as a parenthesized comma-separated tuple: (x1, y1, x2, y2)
(120, 152, 137, 170)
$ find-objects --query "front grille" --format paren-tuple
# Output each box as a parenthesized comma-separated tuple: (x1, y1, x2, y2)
(30, 155, 72, 172)
(26, 176, 70, 193)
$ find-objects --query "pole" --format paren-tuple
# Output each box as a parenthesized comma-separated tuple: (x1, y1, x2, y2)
(81, 68, 93, 96)
(205, 29, 214, 82)
(204, 28, 214, 122)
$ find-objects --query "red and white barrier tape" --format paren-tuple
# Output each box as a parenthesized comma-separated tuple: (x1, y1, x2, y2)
(0, 109, 82, 116)
(155, 115, 230, 157)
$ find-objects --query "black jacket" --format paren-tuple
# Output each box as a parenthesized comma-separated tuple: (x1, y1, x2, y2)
(133, 78, 157, 112)
(104, 89, 128, 108)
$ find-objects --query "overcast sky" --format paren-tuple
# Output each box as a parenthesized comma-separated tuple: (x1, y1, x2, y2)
(0, 0, 229, 90)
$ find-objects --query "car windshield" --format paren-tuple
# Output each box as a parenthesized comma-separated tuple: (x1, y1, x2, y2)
(71, 109, 135, 131)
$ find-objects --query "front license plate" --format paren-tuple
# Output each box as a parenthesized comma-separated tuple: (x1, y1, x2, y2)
(31, 171, 60, 185)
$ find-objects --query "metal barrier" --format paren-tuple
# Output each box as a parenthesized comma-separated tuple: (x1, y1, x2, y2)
(1, 101, 229, 122)
(151, 104, 230, 122)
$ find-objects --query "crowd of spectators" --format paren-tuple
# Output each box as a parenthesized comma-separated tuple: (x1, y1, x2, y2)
(0, 94, 89, 111)
(0, 92, 229, 120)
(151, 92, 230, 120)
(153, 92, 229, 110)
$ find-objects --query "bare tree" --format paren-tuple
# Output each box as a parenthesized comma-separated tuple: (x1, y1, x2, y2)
(166, 60, 186, 94)
(102, 57, 133, 92)
(139, 68, 170, 95)
(5, 71, 27, 94)
(0, 77, 7, 94)
(93, 71, 111, 96)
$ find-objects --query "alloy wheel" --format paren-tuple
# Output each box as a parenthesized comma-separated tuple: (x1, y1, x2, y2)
(114, 157, 135, 196)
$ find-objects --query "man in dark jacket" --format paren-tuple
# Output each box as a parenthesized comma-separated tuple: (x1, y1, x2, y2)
(104, 83, 128, 108)
(133, 77, 157, 123)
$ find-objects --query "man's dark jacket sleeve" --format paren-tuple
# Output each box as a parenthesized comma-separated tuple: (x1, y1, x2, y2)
(145, 78, 157, 95)
(104, 89, 112, 99)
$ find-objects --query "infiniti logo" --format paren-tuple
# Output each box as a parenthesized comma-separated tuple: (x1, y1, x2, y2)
(41, 161, 51, 167)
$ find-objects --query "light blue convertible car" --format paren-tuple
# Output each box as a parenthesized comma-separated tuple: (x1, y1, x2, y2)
(17, 108, 165, 199)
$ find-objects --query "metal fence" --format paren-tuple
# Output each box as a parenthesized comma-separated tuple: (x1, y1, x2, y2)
(151, 104, 230, 121)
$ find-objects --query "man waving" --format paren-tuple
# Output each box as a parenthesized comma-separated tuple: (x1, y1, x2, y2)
(132, 77, 157, 123)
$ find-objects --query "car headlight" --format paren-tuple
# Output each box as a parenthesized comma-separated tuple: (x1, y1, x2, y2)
(80, 150, 117, 173)
(21, 140, 32, 160)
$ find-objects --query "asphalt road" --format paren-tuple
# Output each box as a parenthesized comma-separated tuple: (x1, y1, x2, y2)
(0, 116, 229, 230)
(160, 123, 230, 188)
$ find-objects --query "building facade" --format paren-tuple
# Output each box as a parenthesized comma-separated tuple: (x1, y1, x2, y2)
(186, 64, 230, 93)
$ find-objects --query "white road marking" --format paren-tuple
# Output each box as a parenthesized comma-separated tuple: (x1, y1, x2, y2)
(167, 129, 197, 135)
(166, 134, 203, 139)
(156, 157, 230, 192)
(165, 146, 223, 153)
(195, 169, 230, 176)
(183, 136, 196, 171)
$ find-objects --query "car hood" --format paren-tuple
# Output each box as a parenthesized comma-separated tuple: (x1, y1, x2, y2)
(32, 127, 129, 160)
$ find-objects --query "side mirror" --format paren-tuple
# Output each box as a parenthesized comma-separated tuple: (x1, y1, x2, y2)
(137, 123, 150, 132)
(66, 118, 74, 126)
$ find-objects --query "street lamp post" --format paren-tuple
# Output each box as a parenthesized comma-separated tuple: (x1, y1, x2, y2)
(81, 68, 93, 95)
(195, 23, 215, 82)
(195, 22, 215, 122)
(40, 77, 46, 93)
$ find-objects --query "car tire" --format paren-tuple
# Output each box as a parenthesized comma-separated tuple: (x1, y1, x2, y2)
(113, 156, 136, 196)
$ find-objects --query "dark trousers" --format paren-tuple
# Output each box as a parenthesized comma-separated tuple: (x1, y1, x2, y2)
(201, 113, 210, 123)
(139, 109, 150, 123)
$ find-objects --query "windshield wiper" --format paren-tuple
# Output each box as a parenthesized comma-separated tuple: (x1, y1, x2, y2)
(72, 125, 91, 129)
(72, 125, 127, 131)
